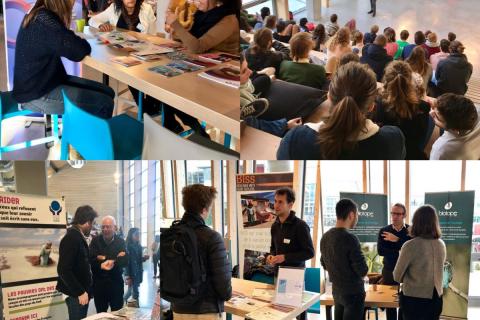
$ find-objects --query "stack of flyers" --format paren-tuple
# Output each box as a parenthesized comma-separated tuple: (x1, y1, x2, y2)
(110, 56, 142, 67)
(148, 65, 183, 77)
(183, 57, 217, 68)
(166, 60, 203, 72)
(166, 51, 189, 61)
(198, 53, 235, 64)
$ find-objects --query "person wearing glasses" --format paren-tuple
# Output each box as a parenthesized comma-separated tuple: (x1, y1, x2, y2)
(377, 203, 411, 320)
(89, 216, 128, 312)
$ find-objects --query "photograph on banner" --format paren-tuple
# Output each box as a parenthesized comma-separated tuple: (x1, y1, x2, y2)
(2, 280, 67, 320)
(0, 228, 65, 284)
(241, 192, 275, 228)
(339, 192, 388, 275)
(236, 173, 294, 279)
(425, 191, 475, 319)
(243, 249, 275, 281)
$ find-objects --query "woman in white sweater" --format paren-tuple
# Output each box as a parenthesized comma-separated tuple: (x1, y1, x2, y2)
(393, 205, 446, 320)
(89, 0, 156, 35)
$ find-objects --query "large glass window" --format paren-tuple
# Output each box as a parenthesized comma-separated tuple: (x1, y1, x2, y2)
(466, 161, 480, 297)
(164, 161, 176, 218)
(186, 161, 212, 226)
(409, 161, 462, 216)
(128, 161, 135, 229)
(303, 161, 317, 231)
(242, 0, 274, 16)
(389, 161, 406, 208)
(255, 160, 293, 173)
(319, 161, 363, 266)
(368, 161, 384, 194)
(140, 161, 148, 247)
(154, 161, 163, 236)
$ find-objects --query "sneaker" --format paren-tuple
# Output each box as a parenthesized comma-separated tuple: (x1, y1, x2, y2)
(241, 98, 269, 120)
(367, 10, 373, 14)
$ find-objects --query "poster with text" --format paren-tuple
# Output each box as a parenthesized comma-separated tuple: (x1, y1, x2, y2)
(0, 192, 67, 320)
(339, 192, 388, 243)
(425, 191, 475, 319)
(237, 173, 293, 280)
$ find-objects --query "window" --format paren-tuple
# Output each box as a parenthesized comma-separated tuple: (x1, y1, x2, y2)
(302, 161, 317, 231)
(186, 161, 212, 186)
(164, 161, 176, 218)
(409, 161, 462, 216)
(388, 161, 406, 208)
(319, 161, 363, 266)
(186, 161, 213, 226)
(255, 160, 293, 173)
(466, 161, 480, 297)
(128, 161, 135, 228)
(242, 0, 274, 16)
(140, 161, 148, 247)
(368, 161, 384, 194)
(154, 161, 163, 236)
(222, 161, 228, 237)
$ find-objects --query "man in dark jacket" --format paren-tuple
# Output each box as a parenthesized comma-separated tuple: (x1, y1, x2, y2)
(320, 199, 368, 320)
(57, 206, 98, 320)
(267, 187, 314, 320)
(435, 41, 473, 96)
(171, 184, 232, 319)
(89, 215, 127, 312)
(360, 35, 393, 81)
(377, 203, 411, 320)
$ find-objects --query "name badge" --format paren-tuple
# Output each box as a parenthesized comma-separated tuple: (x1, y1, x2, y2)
(283, 238, 291, 244)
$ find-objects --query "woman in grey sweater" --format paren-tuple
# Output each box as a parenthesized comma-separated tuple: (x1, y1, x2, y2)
(393, 205, 446, 320)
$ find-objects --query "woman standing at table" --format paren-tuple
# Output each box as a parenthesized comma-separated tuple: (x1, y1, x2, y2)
(12, 0, 114, 119)
(393, 205, 446, 320)
(161, 0, 240, 138)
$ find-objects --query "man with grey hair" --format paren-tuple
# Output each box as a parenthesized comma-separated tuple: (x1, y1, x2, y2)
(89, 215, 128, 312)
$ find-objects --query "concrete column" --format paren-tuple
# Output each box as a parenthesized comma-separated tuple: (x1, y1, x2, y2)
(306, 0, 322, 22)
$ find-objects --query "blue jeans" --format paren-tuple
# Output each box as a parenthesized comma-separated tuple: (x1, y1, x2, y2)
(65, 296, 89, 320)
(124, 279, 140, 301)
(21, 76, 114, 119)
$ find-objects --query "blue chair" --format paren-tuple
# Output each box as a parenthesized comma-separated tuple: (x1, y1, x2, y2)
(61, 91, 143, 160)
(250, 272, 275, 285)
(0, 91, 59, 159)
(305, 267, 321, 315)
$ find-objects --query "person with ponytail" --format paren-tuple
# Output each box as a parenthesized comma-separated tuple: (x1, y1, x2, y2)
(277, 62, 405, 160)
(372, 61, 432, 159)
(406, 46, 433, 93)
(12, 0, 114, 119)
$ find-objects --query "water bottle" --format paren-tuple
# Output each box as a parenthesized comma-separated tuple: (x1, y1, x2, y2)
(364, 276, 370, 292)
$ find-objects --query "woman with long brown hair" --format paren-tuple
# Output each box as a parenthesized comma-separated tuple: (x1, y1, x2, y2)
(277, 62, 406, 159)
(12, 0, 114, 119)
(325, 27, 351, 73)
(372, 61, 432, 159)
(406, 45, 433, 93)
(89, 0, 156, 34)
(393, 205, 446, 320)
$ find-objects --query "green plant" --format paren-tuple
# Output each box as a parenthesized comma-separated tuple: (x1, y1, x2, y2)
(361, 245, 383, 273)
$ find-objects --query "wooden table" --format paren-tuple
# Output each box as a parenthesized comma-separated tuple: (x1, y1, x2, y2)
(81, 27, 240, 139)
(226, 278, 321, 320)
(240, 125, 281, 160)
(320, 285, 399, 320)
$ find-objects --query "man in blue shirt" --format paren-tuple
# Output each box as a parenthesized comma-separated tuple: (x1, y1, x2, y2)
(377, 203, 411, 320)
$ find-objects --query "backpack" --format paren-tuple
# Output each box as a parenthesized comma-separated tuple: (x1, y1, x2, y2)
(160, 220, 207, 305)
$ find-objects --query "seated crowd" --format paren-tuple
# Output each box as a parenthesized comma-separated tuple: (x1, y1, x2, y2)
(240, 9, 479, 160)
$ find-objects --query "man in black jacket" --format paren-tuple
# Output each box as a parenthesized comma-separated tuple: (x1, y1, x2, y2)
(267, 187, 314, 320)
(89, 215, 127, 312)
(377, 203, 411, 320)
(368, 0, 377, 17)
(171, 184, 232, 320)
(435, 41, 473, 96)
(320, 199, 368, 320)
(57, 205, 98, 320)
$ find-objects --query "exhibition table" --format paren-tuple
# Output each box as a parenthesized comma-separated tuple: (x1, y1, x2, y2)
(226, 278, 321, 319)
(320, 284, 400, 320)
(81, 27, 240, 139)
(83, 307, 152, 320)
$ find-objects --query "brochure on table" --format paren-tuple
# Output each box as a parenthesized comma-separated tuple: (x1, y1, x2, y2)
(273, 267, 305, 308)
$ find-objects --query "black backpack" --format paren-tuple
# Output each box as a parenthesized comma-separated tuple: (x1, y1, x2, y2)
(160, 220, 207, 305)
